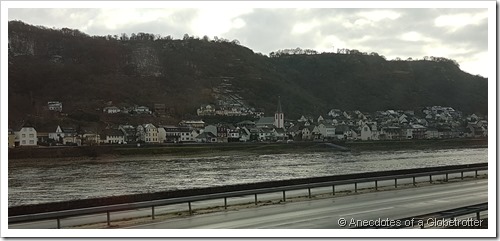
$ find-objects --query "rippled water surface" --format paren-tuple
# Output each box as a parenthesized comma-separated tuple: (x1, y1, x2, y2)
(8, 148, 488, 206)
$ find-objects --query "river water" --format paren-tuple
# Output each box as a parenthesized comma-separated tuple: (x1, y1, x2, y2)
(8, 148, 487, 207)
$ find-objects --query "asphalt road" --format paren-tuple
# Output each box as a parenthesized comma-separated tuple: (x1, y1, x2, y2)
(127, 179, 487, 229)
(9, 171, 486, 229)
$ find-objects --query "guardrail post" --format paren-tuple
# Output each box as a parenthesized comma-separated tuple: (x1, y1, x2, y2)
(188, 202, 192, 215)
(429, 175, 432, 184)
(255, 194, 258, 205)
(354, 182, 358, 193)
(282, 190, 286, 202)
(224, 197, 227, 210)
(375, 180, 378, 191)
(107, 211, 111, 226)
(308, 188, 311, 198)
(445, 173, 448, 182)
(413, 176, 416, 186)
(332, 185, 335, 195)
(57, 218, 61, 229)
(394, 178, 398, 188)
(461, 171, 464, 180)
(152, 206, 155, 220)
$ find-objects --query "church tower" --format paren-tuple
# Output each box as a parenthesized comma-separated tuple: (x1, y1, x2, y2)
(274, 96, 284, 128)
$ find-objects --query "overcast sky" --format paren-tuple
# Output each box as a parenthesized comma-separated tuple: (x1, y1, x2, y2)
(6, 3, 491, 77)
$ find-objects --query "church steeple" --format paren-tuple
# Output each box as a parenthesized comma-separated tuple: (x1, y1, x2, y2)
(274, 96, 284, 129)
(276, 96, 283, 114)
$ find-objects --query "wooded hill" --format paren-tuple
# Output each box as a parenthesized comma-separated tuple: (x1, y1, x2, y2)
(8, 20, 487, 127)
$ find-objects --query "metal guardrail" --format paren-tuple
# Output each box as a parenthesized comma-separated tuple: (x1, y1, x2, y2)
(9, 165, 488, 228)
(353, 202, 488, 229)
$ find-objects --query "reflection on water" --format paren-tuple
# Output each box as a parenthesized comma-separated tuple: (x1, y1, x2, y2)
(8, 148, 487, 206)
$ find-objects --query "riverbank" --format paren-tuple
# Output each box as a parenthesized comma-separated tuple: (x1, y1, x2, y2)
(8, 138, 487, 162)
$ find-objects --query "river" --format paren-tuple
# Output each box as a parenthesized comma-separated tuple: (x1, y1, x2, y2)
(8, 147, 487, 207)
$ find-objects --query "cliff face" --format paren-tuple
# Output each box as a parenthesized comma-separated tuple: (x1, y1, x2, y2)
(8, 20, 487, 126)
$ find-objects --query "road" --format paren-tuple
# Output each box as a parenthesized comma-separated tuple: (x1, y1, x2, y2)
(9, 171, 486, 229)
(127, 179, 487, 229)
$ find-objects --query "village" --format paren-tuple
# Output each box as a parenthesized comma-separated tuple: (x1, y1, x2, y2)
(8, 96, 488, 149)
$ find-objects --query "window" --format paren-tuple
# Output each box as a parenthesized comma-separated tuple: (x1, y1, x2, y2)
(29, 134, 34, 138)
(22, 140, 26, 144)
(22, 134, 26, 138)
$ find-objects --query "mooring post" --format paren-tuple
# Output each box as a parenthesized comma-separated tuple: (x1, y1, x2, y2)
(446, 173, 449, 182)
(413, 176, 416, 186)
(395, 178, 398, 188)
(476, 212, 480, 220)
(429, 175, 432, 184)
(332, 185, 335, 195)
(308, 188, 311, 198)
(255, 194, 258, 205)
(224, 197, 227, 210)
(375, 180, 378, 191)
(461, 171, 464, 180)
(354, 182, 358, 193)
(152, 206, 155, 220)
(282, 190, 286, 202)
(188, 202, 192, 215)
(475, 170, 478, 178)
(57, 218, 61, 229)
(107, 211, 111, 226)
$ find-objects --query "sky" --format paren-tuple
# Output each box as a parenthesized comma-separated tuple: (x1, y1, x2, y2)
(5, 2, 493, 77)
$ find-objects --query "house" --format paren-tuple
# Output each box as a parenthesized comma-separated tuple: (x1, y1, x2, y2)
(143, 123, 159, 143)
(102, 129, 125, 144)
(195, 131, 217, 143)
(197, 104, 215, 116)
(216, 125, 228, 142)
(317, 123, 336, 139)
(179, 120, 206, 128)
(15, 124, 38, 146)
(227, 128, 240, 142)
(301, 126, 312, 140)
(135, 106, 151, 114)
(317, 115, 325, 123)
(118, 125, 136, 143)
(425, 128, 439, 139)
(258, 127, 275, 141)
(48, 101, 63, 112)
(380, 126, 402, 140)
(360, 123, 378, 141)
(410, 124, 427, 139)
(48, 125, 65, 143)
(80, 128, 100, 146)
(103, 106, 121, 114)
(274, 128, 287, 141)
(163, 126, 193, 143)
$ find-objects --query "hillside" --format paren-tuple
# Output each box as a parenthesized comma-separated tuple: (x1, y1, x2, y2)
(8, 21, 488, 128)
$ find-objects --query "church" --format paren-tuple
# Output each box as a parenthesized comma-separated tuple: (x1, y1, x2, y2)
(255, 96, 285, 129)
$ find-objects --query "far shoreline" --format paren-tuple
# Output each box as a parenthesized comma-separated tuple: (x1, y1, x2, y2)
(8, 138, 487, 166)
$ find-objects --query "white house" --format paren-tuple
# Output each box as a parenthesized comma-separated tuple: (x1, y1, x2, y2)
(317, 123, 336, 139)
(360, 123, 379, 141)
(103, 106, 121, 114)
(48, 101, 63, 112)
(143, 123, 159, 143)
(16, 125, 38, 146)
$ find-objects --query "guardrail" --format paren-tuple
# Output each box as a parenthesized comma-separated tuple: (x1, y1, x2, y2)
(9, 165, 488, 228)
(353, 202, 488, 229)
